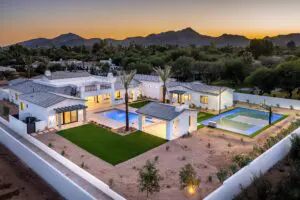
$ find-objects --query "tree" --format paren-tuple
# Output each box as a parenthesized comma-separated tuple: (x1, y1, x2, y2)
(179, 164, 200, 190)
(248, 39, 274, 59)
(119, 70, 137, 131)
(241, 51, 253, 65)
(276, 59, 300, 97)
(154, 65, 172, 103)
(138, 160, 161, 197)
(223, 58, 245, 86)
(173, 56, 195, 81)
(245, 67, 277, 94)
(287, 40, 296, 50)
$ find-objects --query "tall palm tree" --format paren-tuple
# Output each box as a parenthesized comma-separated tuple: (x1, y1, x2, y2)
(154, 65, 172, 103)
(120, 70, 137, 131)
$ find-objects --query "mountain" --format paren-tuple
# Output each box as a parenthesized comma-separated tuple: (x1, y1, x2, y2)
(18, 33, 102, 48)
(15, 28, 300, 48)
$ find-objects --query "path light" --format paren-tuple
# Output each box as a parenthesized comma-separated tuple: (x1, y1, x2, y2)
(187, 184, 196, 195)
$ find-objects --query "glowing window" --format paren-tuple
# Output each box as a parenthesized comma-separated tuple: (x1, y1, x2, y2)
(200, 96, 208, 104)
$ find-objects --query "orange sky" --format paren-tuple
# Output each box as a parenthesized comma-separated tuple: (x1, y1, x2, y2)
(1, 0, 300, 46)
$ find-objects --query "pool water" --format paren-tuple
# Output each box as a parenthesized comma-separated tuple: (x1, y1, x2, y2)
(101, 109, 153, 125)
(200, 108, 284, 136)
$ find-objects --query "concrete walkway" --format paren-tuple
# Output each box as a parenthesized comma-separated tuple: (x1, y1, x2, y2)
(0, 122, 115, 200)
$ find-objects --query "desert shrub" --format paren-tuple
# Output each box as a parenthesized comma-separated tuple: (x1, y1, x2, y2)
(179, 163, 200, 190)
(216, 168, 228, 183)
(289, 134, 300, 161)
(251, 174, 272, 200)
(229, 164, 238, 174)
(232, 154, 253, 168)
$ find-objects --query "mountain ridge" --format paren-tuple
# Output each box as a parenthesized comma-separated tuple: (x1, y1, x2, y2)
(14, 27, 300, 48)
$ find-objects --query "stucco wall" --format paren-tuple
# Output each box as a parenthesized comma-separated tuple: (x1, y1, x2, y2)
(204, 128, 300, 200)
(234, 92, 300, 110)
(140, 81, 162, 100)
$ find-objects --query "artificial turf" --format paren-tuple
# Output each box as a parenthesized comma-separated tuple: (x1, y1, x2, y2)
(57, 124, 166, 165)
(129, 100, 152, 108)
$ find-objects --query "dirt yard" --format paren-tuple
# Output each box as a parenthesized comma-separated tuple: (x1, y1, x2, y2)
(0, 144, 62, 200)
(34, 105, 299, 200)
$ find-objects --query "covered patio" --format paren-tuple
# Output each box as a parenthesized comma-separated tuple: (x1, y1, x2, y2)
(54, 104, 87, 129)
(168, 90, 191, 105)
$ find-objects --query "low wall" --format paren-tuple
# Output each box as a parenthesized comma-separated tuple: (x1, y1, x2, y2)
(35, 120, 47, 132)
(0, 126, 96, 200)
(234, 92, 300, 110)
(204, 127, 300, 200)
(8, 115, 27, 135)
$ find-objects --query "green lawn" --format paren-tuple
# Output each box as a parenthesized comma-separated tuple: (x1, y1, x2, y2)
(197, 112, 215, 122)
(197, 112, 215, 129)
(57, 124, 166, 165)
(129, 100, 152, 108)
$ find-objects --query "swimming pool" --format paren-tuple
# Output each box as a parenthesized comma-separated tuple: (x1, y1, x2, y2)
(200, 108, 285, 136)
(101, 109, 153, 125)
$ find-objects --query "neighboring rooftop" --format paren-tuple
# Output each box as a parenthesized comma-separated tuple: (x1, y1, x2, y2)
(8, 78, 28, 86)
(167, 81, 229, 95)
(136, 102, 186, 121)
(44, 71, 91, 80)
(0, 66, 16, 72)
(133, 74, 176, 83)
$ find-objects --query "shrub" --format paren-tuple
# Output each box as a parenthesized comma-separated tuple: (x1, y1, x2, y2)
(48, 142, 53, 148)
(154, 156, 159, 162)
(109, 178, 114, 188)
(61, 150, 65, 156)
(216, 168, 228, 183)
(166, 145, 170, 151)
(138, 160, 162, 197)
(290, 105, 294, 110)
(251, 173, 272, 200)
(207, 143, 211, 148)
(289, 134, 300, 161)
(228, 142, 232, 147)
(207, 175, 212, 182)
(232, 154, 253, 168)
(179, 163, 200, 190)
(229, 164, 238, 174)
(81, 162, 85, 168)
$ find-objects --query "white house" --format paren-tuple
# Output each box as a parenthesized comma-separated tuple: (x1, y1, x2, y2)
(2, 70, 234, 134)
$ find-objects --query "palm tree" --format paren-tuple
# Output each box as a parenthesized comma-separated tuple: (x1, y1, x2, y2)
(120, 70, 137, 131)
(154, 65, 172, 103)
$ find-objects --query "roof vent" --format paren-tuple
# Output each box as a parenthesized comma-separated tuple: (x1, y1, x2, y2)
(44, 70, 51, 77)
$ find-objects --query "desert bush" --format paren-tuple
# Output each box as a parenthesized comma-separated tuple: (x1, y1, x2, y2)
(179, 163, 200, 190)
(216, 168, 228, 183)
(232, 154, 253, 168)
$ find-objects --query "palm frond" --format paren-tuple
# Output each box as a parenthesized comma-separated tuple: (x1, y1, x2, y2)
(154, 65, 172, 83)
(119, 70, 137, 90)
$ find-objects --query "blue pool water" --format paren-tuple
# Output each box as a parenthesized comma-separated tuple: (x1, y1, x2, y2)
(200, 108, 284, 136)
(101, 109, 153, 125)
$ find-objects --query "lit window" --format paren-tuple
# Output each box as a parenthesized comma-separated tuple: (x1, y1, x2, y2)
(20, 102, 25, 110)
(200, 96, 208, 104)
(189, 116, 191, 126)
(115, 91, 121, 99)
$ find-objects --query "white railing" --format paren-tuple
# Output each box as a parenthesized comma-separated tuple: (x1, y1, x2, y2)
(204, 127, 300, 200)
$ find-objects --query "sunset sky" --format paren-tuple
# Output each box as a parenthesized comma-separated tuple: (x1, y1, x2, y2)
(1, 0, 300, 46)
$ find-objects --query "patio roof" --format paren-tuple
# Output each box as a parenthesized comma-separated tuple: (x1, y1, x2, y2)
(168, 90, 187, 95)
(54, 104, 87, 113)
(136, 102, 186, 121)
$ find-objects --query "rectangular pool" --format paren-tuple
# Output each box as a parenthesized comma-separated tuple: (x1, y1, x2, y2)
(200, 107, 285, 136)
(100, 109, 153, 125)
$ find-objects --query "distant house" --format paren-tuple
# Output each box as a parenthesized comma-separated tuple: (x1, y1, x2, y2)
(0, 66, 16, 72)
